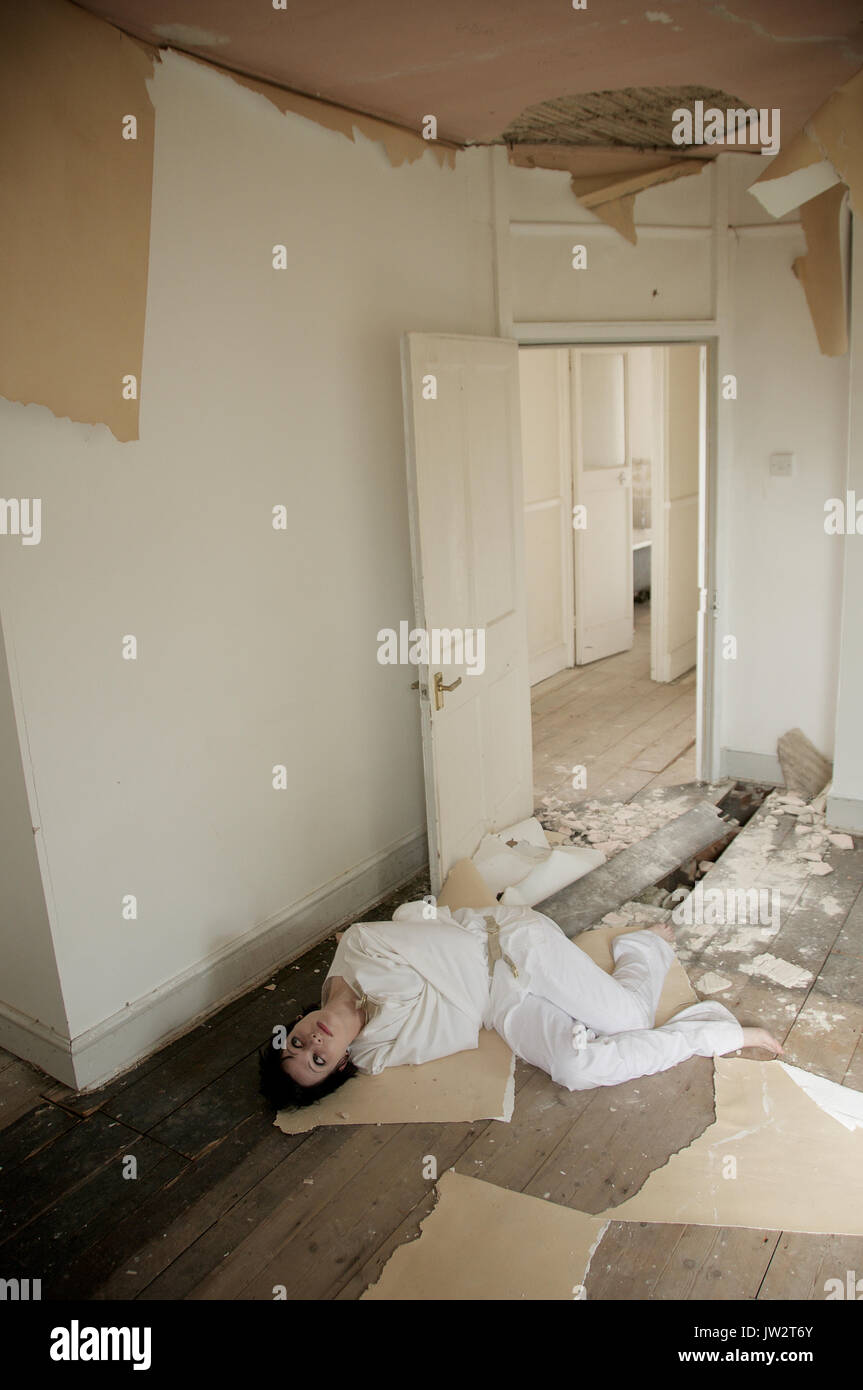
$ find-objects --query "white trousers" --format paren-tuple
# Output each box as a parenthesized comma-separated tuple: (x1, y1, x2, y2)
(495, 925, 745, 1091)
(527, 927, 674, 1033)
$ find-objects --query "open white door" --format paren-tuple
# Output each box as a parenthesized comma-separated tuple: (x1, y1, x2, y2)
(571, 349, 634, 665)
(651, 344, 702, 683)
(518, 347, 574, 686)
(402, 332, 534, 894)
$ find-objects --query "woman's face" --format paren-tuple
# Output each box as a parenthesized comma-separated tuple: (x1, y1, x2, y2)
(279, 1009, 350, 1086)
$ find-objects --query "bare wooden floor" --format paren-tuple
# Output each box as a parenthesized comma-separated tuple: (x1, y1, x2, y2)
(1, 624, 862, 1299)
(532, 603, 697, 805)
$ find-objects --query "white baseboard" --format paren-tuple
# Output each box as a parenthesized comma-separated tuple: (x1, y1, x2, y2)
(0, 1000, 76, 1088)
(720, 749, 784, 785)
(530, 645, 571, 688)
(0, 827, 427, 1093)
(825, 795, 863, 834)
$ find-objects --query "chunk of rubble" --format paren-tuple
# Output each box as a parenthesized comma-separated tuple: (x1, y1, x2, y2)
(828, 832, 854, 850)
(695, 971, 733, 994)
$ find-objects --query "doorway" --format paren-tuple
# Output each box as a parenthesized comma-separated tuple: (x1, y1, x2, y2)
(518, 342, 707, 808)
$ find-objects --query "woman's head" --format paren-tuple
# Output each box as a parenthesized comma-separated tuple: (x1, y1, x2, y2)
(258, 1005, 359, 1110)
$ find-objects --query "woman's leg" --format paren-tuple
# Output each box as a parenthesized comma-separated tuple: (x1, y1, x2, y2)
(525, 924, 675, 1034)
(495, 993, 746, 1092)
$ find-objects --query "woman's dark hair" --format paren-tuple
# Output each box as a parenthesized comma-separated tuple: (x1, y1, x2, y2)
(258, 1005, 359, 1110)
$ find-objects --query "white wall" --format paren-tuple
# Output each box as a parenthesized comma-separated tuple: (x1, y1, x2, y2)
(721, 160, 847, 775)
(0, 50, 496, 1081)
(507, 161, 712, 328)
(0, 614, 68, 1042)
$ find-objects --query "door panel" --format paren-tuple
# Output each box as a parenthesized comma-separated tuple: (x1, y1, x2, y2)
(518, 347, 573, 685)
(652, 344, 701, 682)
(402, 333, 534, 893)
(571, 349, 634, 665)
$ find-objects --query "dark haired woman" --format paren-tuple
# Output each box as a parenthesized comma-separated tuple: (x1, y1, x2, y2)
(260, 900, 782, 1110)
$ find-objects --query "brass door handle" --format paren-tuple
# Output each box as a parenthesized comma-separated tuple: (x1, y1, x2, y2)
(433, 672, 462, 710)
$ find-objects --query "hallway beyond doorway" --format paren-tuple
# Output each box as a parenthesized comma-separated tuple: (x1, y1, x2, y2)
(532, 603, 696, 806)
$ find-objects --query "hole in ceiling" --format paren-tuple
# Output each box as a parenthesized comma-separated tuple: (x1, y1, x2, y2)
(501, 86, 751, 148)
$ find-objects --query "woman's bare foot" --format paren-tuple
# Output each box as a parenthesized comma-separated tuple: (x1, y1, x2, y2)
(740, 1026, 784, 1056)
(646, 920, 675, 944)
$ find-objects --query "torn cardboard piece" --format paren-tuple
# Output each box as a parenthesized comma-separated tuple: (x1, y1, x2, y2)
(777, 727, 833, 801)
(507, 145, 707, 245)
(792, 184, 849, 357)
(748, 126, 840, 219)
(186, 52, 455, 170)
(509, 145, 709, 179)
(0, 0, 157, 442)
(744, 66, 861, 218)
(599, 1058, 863, 1236)
(362, 1170, 609, 1300)
(749, 67, 863, 219)
(275, 1025, 515, 1135)
(748, 67, 861, 358)
(805, 65, 863, 218)
(436, 857, 496, 911)
(570, 161, 709, 246)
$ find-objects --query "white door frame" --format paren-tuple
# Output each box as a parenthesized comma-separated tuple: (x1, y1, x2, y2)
(516, 326, 722, 785)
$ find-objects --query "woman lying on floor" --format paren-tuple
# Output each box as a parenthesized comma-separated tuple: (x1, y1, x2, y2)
(258, 899, 783, 1109)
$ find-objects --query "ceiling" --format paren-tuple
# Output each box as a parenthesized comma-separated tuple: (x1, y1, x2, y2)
(77, 0, 862, 147)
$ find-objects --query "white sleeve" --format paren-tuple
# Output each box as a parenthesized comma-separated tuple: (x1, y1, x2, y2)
(327, 923, 480, 1074)
(501, 996, 745, 1092)
(325, 923, 425, 1002)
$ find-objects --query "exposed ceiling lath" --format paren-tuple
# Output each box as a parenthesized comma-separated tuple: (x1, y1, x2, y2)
(502, 87, 750, 148)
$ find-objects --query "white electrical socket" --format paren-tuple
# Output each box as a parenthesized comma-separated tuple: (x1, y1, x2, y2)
(770, 452, 794, 477)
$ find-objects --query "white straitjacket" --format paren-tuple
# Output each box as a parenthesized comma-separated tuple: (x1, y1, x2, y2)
(322, 902, 745, 1091)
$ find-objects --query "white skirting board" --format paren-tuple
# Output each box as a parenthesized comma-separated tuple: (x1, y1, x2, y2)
(719, 748, 783, 785)
(825, 794, 863, 834)
(0, 827, 427, 1093)
(720, 751, 862, 832)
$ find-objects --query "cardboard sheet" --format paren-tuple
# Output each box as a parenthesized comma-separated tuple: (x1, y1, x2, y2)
(0, 0, 157, 441)
(806, 66, 863, 218)
(576, 924, 697, 1027)
(749, 66, 863, 219)
(361, 1170, 609, 1300)
(792, 182, 849, 357)
(749, 126, 839, 219)
(509, 145, 708, 179)
(436, 857, 497, 911)
(507, 146, 707, 244)
(599, 1058, 863, 1236)
(274, 1024, 515, 1134)
(570, 161, 709, 245)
